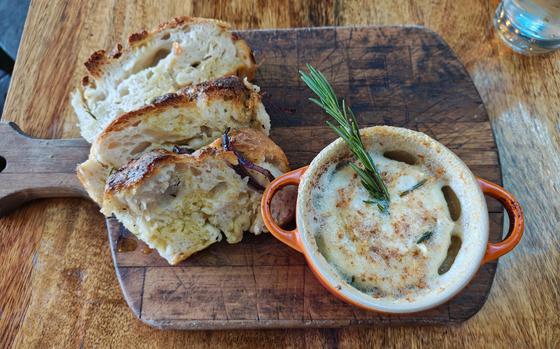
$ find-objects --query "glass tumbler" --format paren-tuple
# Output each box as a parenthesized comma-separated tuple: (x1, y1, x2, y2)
(494, 0, 560, 54)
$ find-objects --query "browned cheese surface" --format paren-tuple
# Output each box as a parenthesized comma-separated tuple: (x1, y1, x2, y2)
(0, 1, 558, 348)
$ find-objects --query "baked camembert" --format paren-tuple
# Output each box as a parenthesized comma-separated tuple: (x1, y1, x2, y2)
(307, 129, 462, 301)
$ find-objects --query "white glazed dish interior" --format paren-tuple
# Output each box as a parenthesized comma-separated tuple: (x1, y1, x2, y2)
(296, 126, 489, 313)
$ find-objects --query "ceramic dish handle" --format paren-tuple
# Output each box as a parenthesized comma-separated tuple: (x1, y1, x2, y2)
(477, 178, 524, 264)
(261, 166, 308, 253)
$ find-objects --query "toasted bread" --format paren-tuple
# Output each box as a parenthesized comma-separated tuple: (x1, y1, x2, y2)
(72, 17, 256, 142)
(102, 129, 290, 265)
(77, 76, 270, 205)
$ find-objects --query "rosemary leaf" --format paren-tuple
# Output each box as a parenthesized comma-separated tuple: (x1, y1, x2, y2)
(416, 231, 433, 244)
(400, 178, 428, 197)
(86, 109, 97, 120)
(300, 64, 391, 213)
(363, 200, 389, 212)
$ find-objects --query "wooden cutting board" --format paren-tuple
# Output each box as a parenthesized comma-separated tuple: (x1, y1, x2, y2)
(0, 26, 503, 329)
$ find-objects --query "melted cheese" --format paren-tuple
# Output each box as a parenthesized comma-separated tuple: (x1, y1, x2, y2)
(310, 152, 455, 300)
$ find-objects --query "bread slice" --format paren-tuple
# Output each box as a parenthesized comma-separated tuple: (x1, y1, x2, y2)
(77, 76, 270, 205)
(102, 129, 290, 265)
(71, 17, 256, 142)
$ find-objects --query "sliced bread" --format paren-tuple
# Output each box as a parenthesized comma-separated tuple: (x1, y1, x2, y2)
(102, 129, 290, 264)
(77, 76, 270, 205)
(71, 17, 256, 142)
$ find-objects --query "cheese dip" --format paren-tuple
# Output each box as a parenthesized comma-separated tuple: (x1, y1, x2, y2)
(309, 152, 456, 300)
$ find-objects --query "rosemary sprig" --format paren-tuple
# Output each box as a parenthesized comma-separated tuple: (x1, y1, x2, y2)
(416, 231, 433, 244)
(400, 178, 428, 197)
(300, 64, 390, 212)
(363, 200, 388, 212)
(85, 109, 97, 120)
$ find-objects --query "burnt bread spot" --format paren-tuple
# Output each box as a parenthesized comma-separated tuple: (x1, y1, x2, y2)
(110, 43, 123, 59)
(128, 30, 149, 45)
(181, 75, 249, 100)
(105, 150, 175, 192)
(84, 50, 108, 76)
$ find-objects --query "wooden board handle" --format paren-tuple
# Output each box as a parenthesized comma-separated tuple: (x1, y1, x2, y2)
(0, 122, 90, 216)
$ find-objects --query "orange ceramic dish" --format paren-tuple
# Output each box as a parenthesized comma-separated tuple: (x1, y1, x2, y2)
(261, 126, 524, 313)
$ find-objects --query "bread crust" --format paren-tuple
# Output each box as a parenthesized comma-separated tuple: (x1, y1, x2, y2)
(206, 128, 290, 173)
(74, 17, 258, 143)
(83, 17, 255, 80)
(104, 150, 175, 193)
(104, 128, 288, 195)
(102, 129, 293, 264)
(105, 148, 238, 194)
(96, 76, 254, 141)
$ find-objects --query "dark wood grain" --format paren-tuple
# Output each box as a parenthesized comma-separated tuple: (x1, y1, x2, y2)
(103, 26, 504, 329)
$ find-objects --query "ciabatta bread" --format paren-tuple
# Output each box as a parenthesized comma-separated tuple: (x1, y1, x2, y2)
(77, 76, 270, 205)
(71, 17, 256, 142)
(102, 129, 290, 265)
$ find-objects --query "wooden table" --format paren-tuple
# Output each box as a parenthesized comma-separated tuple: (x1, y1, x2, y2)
(1, 1, 558, 347)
